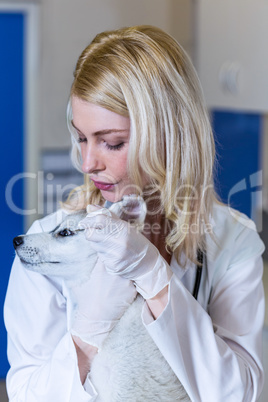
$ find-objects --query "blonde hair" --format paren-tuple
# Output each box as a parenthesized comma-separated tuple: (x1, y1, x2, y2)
(65, 25, 218, 265)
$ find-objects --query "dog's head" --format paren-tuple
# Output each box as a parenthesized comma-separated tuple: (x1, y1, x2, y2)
(13, 195, 146, 282)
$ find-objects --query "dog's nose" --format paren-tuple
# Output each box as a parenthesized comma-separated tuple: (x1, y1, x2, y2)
(13, 236, 24, 249)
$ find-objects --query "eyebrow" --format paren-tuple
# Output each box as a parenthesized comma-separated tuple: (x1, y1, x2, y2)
(71, 120, 128, 136)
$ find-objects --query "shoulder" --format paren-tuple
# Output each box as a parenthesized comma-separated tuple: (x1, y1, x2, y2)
(207, 202, 265, 266)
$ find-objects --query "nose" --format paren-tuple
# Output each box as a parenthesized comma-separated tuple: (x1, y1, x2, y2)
(81, 145, 105, 174)
(13, 236, 24, 249)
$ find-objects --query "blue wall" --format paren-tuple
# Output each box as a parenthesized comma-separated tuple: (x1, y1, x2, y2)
(212, 110, 262, 221)
(0, 12, 24, 378)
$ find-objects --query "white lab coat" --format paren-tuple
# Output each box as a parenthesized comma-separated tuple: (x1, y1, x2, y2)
(4, 203, 265, 401)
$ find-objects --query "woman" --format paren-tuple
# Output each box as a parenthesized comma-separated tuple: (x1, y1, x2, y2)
(5, 25, 265, 401)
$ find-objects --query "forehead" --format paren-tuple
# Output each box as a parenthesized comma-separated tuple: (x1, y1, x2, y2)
(55, 212, 86, 232)
(71, 97, 130, 134)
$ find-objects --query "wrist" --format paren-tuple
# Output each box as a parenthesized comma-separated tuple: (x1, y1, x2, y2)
(72, 335, 98, 383)
(134, 256, 173, 299)
(146, 284, 169, 320)
(73, 335, 98, 355)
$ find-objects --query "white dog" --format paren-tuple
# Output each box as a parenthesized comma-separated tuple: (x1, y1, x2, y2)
(13, 196, 190, 401)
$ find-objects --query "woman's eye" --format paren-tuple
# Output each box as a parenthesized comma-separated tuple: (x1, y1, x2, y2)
(77, 137, 87, 143)
(58, 229, 75, 237)
(105, 142, 125, 151)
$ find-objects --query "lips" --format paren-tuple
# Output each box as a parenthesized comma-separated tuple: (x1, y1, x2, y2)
(91, 180, 116, 191)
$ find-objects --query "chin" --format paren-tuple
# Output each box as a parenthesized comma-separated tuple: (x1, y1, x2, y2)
(102, 189, 139, 203)
(101, 191, 123, 203)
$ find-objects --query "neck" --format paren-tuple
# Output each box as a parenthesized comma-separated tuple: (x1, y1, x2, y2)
(142, 197, 172, 264)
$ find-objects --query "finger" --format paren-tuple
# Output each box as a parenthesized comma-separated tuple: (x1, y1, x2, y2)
(87, 204, 110, 216)
(83, 216, 128, 243)
(83, 224, 115, 242)
(80, 211, 127, 232)
(82, 215, 115, 242)
(86, 206, 112, 218)
(78, 212, 112, 230)
(84, 227, 100, 241)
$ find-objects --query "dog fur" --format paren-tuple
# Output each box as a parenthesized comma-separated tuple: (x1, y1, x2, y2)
(13, 196, 190, 401)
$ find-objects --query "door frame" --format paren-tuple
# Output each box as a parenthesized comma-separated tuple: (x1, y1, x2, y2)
(0, 1, 40, 230)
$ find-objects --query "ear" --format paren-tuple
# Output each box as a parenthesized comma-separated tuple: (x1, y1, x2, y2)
(109, 195, 147, 229)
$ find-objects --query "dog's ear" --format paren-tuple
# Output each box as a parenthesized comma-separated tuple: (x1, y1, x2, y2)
(109, 195, 146, 228)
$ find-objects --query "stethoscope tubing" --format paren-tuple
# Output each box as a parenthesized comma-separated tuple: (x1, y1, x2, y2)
(192, 249, 204, 300)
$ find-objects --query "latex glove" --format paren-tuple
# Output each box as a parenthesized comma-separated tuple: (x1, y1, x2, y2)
(69, 257, 137, 349)
(79, 206, 173, 299)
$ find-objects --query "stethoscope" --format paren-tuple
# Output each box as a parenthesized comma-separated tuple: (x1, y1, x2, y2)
(192, 249, 204, 300)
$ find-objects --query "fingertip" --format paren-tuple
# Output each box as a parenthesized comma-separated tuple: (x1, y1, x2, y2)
(86, 204, 112, 218)
(86, 204, 102, 214)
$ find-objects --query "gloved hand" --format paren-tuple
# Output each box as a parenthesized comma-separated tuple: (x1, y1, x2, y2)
(69, 257, 137, 350)
(79, 206, 173, 299)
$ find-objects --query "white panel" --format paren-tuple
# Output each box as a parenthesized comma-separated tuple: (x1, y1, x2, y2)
(196, 0, 268, 112)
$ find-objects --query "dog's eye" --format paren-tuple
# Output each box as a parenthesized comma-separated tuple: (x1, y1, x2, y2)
(58, 229, 75, 237)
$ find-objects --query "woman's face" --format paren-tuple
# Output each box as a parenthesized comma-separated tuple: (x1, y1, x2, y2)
(71, 96, 138, 202)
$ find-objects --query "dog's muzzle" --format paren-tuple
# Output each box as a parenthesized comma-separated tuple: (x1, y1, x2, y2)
(13, 236, 24, 249)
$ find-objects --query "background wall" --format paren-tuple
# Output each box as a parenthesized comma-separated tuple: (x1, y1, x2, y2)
(196, 0, 268, 112)
(196, 0, 268, 225)
(39, 0, 193, 150)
